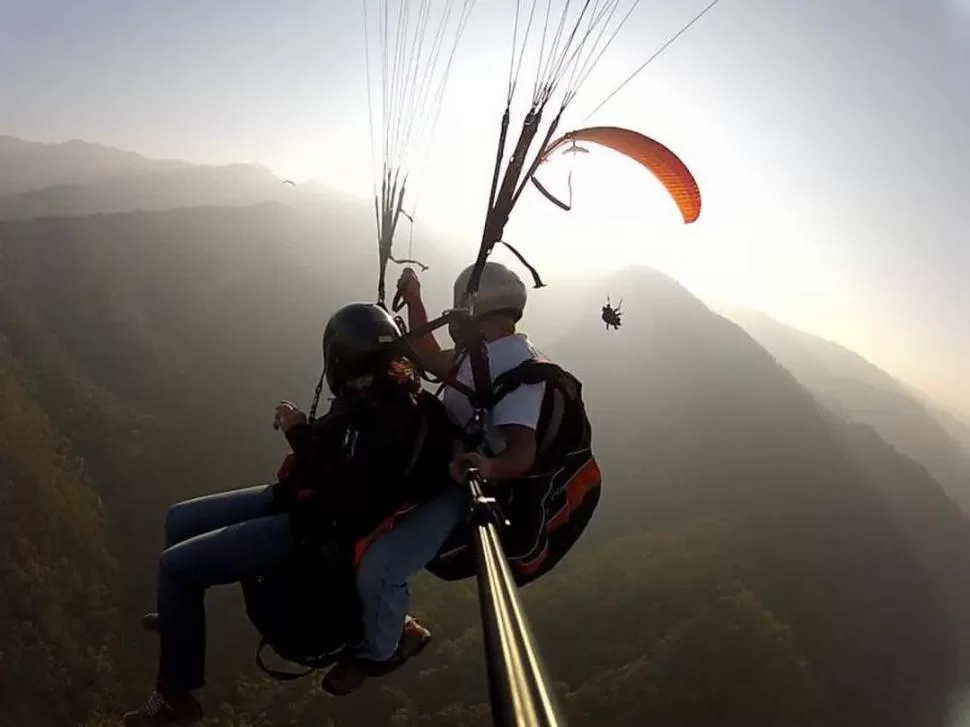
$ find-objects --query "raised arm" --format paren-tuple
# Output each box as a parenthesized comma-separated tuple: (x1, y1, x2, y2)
(397, 267, 455, 379)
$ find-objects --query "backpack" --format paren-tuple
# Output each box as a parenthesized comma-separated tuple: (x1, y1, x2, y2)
(240, 544, 359, 680)
(426, 360, 602, 587)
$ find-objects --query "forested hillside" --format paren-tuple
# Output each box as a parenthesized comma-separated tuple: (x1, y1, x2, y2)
(2, 205, 969, 726)
(721, 307, 970, 512)
(0, 343, 117, 727)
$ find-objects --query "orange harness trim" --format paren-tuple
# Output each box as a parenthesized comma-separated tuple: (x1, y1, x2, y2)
(513, 457, 602, 576)
(352, 503, 419, 567)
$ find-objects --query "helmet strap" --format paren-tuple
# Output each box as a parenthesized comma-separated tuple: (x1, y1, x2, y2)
(308, 367, 327, 422)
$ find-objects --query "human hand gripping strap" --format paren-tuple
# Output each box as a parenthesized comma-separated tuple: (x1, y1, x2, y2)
(396, 308, 489, 406)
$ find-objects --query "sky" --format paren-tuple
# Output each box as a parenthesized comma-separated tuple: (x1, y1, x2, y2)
(1, 0, 969, 415)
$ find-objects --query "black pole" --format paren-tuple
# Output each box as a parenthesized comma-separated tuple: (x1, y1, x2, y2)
(465, 470, 566, 727)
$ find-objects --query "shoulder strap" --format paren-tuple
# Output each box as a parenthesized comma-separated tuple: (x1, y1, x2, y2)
(490, 360, 567, 407)
(489, 360, 589, 466)
(402, 407, 429, 478)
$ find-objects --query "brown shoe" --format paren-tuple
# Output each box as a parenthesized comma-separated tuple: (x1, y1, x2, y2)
(121, 688, 203, 726)
(142, 612, 160, 634)
(321, 616, 432, 696)
(321, 656, 368, 696)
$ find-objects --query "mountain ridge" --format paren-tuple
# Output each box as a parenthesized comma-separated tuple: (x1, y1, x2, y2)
(718, 305, 970, 511)
(0, 134, 195, 197)
(2, 159, 969, 724)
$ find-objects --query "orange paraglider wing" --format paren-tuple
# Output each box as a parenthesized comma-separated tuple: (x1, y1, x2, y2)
(539, 126, 702, 224)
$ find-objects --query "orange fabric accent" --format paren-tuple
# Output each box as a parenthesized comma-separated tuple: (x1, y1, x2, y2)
(547, 509, 569, 532)
(352, 503, 419, 567)
(547, 457, 602, 533)
(541, 127, 702, 224)
(515, 546, 550, 576)
(277, 452, 296, 481)
(514, 457, 602, 577)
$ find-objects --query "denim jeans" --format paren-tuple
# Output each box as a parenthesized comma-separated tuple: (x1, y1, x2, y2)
(156, 484, 293, 690)
(355, 484, 469, 660)
(156, 481, 468, 685)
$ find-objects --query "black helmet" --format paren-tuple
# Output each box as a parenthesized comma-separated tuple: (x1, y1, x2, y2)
(322, 303, 403, 395)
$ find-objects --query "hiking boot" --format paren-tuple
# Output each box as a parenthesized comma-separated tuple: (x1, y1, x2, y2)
(121, 688, 203, 726)
(142, 612, 160, 633)
(321, 616, 432, 696)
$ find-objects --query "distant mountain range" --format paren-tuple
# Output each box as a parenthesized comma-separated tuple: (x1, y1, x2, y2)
(0, 135, 336, 219)
(717, 305, 970, 511)
(2, 132, 967, 515)
(1, 200, 969, 725)
(0, 135, 193, 196)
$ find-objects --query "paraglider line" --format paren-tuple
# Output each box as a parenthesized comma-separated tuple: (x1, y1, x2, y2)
(363, 3, 382, 235)
(568, 0, 642, 96)
(583, 0, 724, 121)
(544, 0, 609, 97)
(563, 0, 627, 95)
(509, 0, 540, 101)
(531, 0, 557, 102)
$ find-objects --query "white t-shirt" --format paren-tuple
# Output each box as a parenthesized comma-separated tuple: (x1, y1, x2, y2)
(440, 333, 546, 455)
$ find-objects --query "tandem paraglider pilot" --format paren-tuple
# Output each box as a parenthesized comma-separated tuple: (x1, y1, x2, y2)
(405, 261, 601, 590)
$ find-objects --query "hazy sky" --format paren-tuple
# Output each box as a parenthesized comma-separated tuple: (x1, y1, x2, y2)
(2, 0, 969, 414)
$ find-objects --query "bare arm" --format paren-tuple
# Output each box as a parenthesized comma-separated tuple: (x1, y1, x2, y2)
(488, 425, 537, 479)
(399, 269, 455, 378)
(451, 425, 538, 483)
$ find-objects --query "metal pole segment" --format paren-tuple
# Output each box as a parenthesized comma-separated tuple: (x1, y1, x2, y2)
(466, 470, 566, 727)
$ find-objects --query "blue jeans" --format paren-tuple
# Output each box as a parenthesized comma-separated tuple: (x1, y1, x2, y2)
(355, 485, 469, 660)
(156, 484, 293, 690)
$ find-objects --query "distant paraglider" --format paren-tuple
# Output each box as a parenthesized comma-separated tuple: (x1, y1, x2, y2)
(602, 296, 623, 331)
(281, 179, 296, 187)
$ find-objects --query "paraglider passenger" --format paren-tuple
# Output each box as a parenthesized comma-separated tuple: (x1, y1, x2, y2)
(123, 303, 455, 726)
(319, 262, 546, 695)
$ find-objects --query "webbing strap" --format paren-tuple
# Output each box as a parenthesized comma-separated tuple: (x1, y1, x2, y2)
(489, 361, 565, 407)
(255, 639, 316, 681)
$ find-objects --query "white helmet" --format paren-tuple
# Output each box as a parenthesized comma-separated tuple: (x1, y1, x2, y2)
(453, 261, 528, 321)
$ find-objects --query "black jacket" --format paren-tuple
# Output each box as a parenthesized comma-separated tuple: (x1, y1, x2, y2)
(275, 382, 457, 544)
